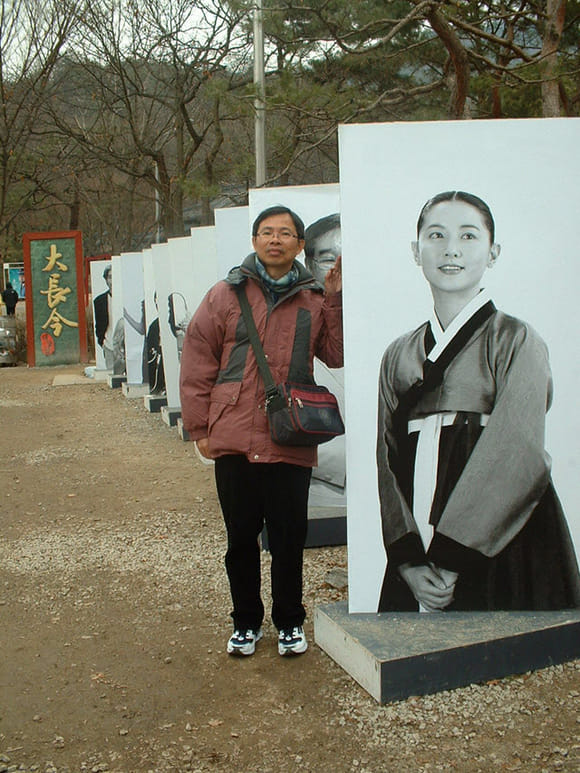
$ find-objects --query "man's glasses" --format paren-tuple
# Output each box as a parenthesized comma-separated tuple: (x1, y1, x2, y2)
(256, 229, 299, 241)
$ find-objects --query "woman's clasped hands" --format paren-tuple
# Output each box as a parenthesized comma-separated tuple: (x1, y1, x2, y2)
(398, 563, 458, 611)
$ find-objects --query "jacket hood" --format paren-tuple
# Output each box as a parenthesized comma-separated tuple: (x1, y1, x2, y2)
(225, 252, 322, 293)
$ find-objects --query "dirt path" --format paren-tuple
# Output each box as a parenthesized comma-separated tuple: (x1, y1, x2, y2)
(1, 363, 579, 772)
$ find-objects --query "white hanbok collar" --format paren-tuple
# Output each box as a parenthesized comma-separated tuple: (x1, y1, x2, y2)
(428, 288, 491, 364)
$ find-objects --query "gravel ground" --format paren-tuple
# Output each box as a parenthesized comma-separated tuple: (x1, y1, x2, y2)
(0, 362, 579, 772)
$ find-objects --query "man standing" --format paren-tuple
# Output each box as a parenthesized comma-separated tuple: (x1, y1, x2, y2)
(93, 265, 114, 369)
(180, 205, 343, 657)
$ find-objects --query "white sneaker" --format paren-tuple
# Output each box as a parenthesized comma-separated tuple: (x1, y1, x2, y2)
(226, 628, 263, 656)
(278, 626, 308, 656)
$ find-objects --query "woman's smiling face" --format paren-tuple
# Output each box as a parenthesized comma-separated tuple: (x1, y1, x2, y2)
(412, 200, 500, 302)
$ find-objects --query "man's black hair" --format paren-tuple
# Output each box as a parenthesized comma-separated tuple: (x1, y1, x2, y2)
(252, 205, 305, 240)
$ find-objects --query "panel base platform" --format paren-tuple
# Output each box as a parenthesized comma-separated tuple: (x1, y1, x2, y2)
(160, 405, 181, 427)
(107, 374, 126, 389)
(121, 382, 150, 398)
(261, 506, 346, 551)
(177, 418, 191, 441)
(306, 506, 346, 547)
(84, 366, 110, 382)
(314, 601, 580, 704)
(144, 394, 167, 413)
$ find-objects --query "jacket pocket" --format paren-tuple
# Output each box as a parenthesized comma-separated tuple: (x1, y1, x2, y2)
(208, 381, 242, 432)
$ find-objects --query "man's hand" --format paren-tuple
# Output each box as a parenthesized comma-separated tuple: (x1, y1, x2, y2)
(398, 563, 456, 611)
(324, 255, 342, 294)
(196, 438, 213, 459)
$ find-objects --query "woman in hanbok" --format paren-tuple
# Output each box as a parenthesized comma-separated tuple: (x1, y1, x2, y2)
(377, 191, 580, 612)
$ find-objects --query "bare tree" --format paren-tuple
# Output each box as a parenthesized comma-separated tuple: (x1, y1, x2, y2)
(0, 0, 81, 262)
(45, 0, 251, 240)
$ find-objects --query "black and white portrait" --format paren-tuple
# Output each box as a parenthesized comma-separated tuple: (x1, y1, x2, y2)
(249, 185, 345, 515)
(304, 213, 346, 510)
(339, 118, 580, 612)
(375, 190, 579, 613)
(153, 230, 218, 410)
(120, 251, 147, 385)
(91, 262, 113, 370)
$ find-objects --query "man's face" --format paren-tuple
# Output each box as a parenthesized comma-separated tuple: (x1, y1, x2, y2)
(306, 226, 341, 284)
(104, 271, 112, 292)
(252, 213, 305, 280)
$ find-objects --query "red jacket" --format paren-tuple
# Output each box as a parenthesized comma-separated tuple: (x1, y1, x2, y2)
(179, 254, 343, 467)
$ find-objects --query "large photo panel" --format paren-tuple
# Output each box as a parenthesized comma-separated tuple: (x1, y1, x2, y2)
(249, 185, 347, 522)
(154, 229, 218, 411)
(90, 260, 112, 371)
(152, 237, 191, 409)
(214, 206, 251, 277)
(141, 247, 166, 395)
(120, 251, 146, 385)
(248, 184, 340, 262)
(340, 118, 580, 613)
(110, 255, 124, 376)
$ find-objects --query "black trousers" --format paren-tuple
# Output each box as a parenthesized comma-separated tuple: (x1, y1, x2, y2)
(214, 455, 311, 631)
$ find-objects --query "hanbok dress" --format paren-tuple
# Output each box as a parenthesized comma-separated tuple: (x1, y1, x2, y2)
(376, 290, 580, 612)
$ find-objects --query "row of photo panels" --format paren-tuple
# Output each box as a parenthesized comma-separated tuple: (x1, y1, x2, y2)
(90, 116, 579, 615)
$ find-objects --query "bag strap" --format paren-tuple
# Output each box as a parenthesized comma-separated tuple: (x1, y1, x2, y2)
(236, 286, 280, 404)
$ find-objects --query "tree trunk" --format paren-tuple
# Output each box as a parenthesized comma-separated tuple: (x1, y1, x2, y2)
(171, 90, 186, 237)
(155, 154, 184, 240)
(540, 0, 566, 117)
(427, 8, 470, 119)
(69, 189, 80, 230)
(167, 185, 185, 238)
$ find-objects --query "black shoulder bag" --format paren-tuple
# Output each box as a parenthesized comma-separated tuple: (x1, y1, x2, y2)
(236, 286, 345, 447)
